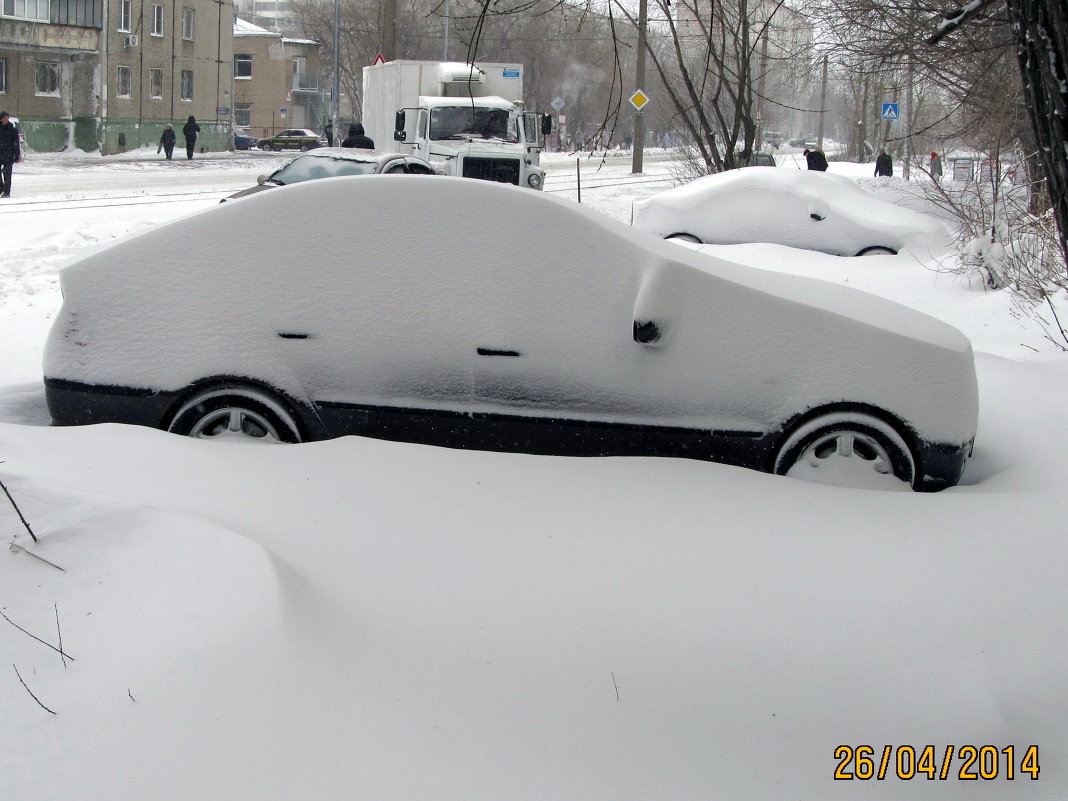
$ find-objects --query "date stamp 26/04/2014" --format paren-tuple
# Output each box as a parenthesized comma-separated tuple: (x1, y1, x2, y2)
(834, 745, 1040, 781)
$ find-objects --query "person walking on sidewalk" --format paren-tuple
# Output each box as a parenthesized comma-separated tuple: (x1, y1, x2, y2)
(158, 124, 176, 160)
(182, 116, 200, 160)
(0, 111, 21, 198)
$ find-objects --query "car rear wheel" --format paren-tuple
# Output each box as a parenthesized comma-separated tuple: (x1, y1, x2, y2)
(261, 142, 272, 152)
(665, 233, 702, 243)
(773, 412, 915, 490)
(300, 144, 310, 152)
(167, 385, 302, 443)
(856, 246, 897, 256)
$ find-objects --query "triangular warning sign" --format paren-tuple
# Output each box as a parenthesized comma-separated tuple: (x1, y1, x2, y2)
(371, 53, 385, 66)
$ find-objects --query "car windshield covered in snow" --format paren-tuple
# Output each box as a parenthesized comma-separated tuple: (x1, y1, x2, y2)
(429, 106, 519, 142)
(267, 154, 378, 185)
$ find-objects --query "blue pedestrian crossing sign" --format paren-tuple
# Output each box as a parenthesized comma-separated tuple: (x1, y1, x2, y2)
(881, 103, 899, 120)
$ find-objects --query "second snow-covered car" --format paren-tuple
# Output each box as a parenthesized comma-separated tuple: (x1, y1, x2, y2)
(632, 168, 947, 256)
(43, 177, 978, 491)
(223, 148, 439, 201)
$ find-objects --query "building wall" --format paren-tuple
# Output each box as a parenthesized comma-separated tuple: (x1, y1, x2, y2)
(232, 29, 322, 139)
(1, 0, 234, 154)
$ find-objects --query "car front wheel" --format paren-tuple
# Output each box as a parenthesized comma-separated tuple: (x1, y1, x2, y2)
(856, 246, 897, 256)
(167, 385, 302, 443)
(665, 233, 702, 243)
(773, 412, 915, 490)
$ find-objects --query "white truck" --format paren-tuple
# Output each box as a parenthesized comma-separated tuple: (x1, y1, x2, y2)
(362, 60, 552, 190)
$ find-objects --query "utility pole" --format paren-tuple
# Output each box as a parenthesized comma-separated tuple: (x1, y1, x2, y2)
(443, 0, 450, 60)
(904, 55, 914, 180)
(816, 54, 828, 149)
(332, 0, 340, 141)
(382, 0, 397, 62)
(631, 0, 648, 174)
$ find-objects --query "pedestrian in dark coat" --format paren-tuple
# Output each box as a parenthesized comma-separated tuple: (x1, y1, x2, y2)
(158, 124, 176, 160)
(874, 149, 893, 177)
(340, 123, 375, 149)
(182, 115, 200, 159)
(0, 110, 21, 198)
(324, 121, 334, 147)
(804, 147, 828, 171)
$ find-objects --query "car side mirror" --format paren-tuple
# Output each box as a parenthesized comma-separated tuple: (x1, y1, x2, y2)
(810, 213, 825, 221)
(394, 110, 406, 141)
(541, 114, 553, 136)
(256, 174, 268, 185)
(633, 320, 662, 344)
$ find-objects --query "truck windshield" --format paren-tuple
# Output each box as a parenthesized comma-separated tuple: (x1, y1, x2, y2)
(429, 106, 519, 143)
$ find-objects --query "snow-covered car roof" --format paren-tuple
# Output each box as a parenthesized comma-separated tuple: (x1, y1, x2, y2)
(633, 167, 948, 257)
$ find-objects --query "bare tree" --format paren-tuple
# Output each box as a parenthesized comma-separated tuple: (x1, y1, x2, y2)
(931, 0, 1068, 272)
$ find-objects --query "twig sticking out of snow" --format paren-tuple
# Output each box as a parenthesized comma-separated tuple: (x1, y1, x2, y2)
(0, 475, 37, 543)
(8, 543, 65, 571)
(13, 664, 57, 715)
(55, 604, 66, 669)
(0, 609, 76, 662)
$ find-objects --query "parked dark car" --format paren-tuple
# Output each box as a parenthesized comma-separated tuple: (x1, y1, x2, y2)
(257, 128, 327, 152)
(232, 127, 256, 150)
(43, 177, 978, 491)
(222, 148, 440, 201)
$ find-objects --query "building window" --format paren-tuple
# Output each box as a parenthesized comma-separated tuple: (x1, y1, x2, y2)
(151, 3, 164, 35)
(116, 65, 132, 98)
(35, 62, 61, 96)
(118, 0, 132, 31)
(235, 103, 251, 126)
(180, 69, 193, 101)
(149, 68, 163, 99)
(3, 0, 50, 22)
(181, 8, 195, 40)
(0, 59, 6, 95)
(234, 54, 252, 79)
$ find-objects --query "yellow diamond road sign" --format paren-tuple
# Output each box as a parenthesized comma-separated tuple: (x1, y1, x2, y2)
(629, 90, 650, 111)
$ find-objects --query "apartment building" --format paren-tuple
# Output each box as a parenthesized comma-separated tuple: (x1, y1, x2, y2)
(1, 0, 234, 154)
(232, 16, 322, 138)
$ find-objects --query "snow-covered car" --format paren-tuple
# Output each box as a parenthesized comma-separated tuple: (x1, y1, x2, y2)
(43, 177, 978, 491)
(223, 148, 439, 201)
(632, 168, 947, 256)
(232, 127, 256, 150)
(10, 115, 28, 161)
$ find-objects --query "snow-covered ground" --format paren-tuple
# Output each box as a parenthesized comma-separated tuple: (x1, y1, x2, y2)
(1, 147, 1066, 800)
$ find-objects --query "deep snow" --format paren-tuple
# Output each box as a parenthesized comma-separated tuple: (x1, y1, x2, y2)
(1, 148, 1066, 800)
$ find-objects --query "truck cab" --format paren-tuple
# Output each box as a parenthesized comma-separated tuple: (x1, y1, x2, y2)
(364, 61, 552, 189)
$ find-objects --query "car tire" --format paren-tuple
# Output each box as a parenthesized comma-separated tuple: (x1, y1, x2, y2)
(261, 142, 272, 152)
(300, 144, 310, 152)
(773, 411, 916, 490)
(167, 384, 302, 443)
(856, 246, 897, 256)
(665, 233, 702, 243)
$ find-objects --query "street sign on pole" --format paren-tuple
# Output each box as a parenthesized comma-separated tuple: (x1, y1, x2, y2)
(551, 96, 565, 113)
(881, 102, 899, 120)
(629, 90, 650, 112)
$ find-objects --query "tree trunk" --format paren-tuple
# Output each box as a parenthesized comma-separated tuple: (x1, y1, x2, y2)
(1006, 0, 1068, 274)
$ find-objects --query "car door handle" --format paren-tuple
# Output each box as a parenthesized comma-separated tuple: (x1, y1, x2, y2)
(477, 347, 521, 357)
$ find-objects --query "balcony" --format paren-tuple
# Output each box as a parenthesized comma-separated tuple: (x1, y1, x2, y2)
(292, 73, 319, 93)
